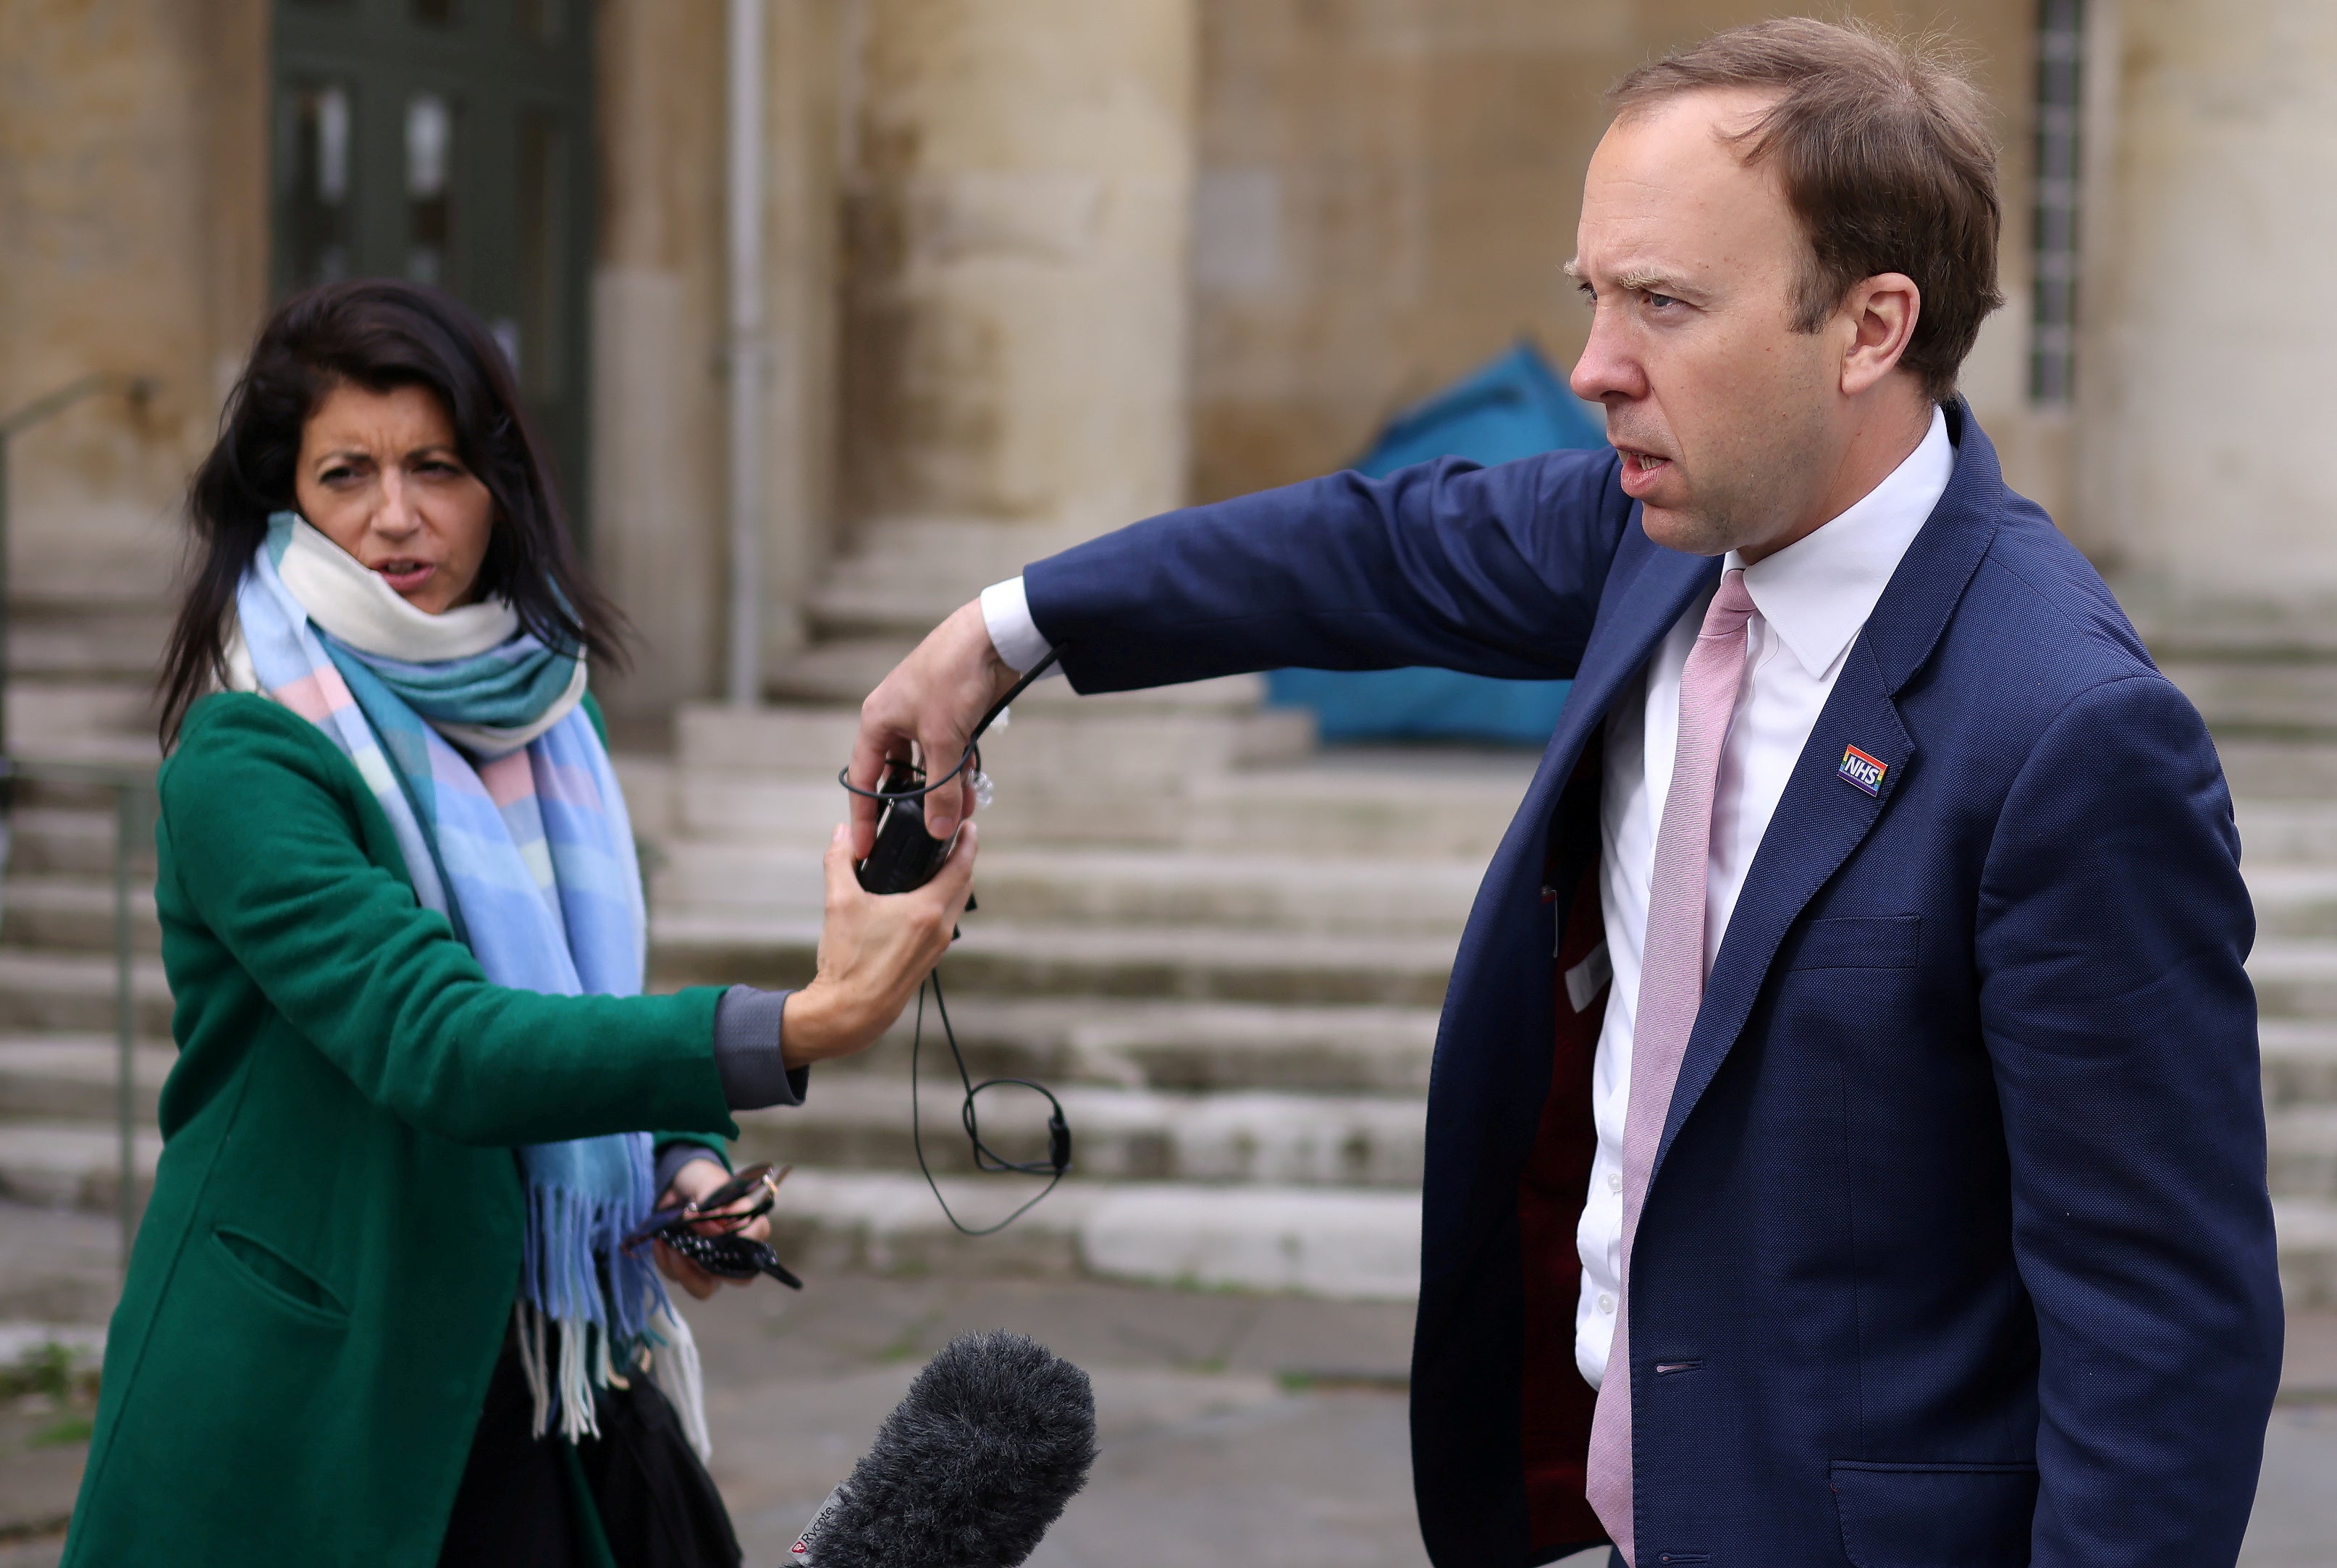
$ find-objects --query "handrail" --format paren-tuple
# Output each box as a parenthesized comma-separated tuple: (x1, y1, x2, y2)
(0, 756, 159, 1277)
(0, 374, 164, 1277)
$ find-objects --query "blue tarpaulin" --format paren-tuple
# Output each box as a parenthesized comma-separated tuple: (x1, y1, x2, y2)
(1266, 340, 1607, 744)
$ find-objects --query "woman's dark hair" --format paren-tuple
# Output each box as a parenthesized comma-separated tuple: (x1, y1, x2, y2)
(159, 277, 628, 744)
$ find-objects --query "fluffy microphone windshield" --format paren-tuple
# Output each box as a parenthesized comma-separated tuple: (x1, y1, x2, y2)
(792, 1330, 1098, 1568)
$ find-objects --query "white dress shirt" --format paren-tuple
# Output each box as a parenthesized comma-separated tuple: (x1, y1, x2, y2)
(979, 408, 1954, 1391)
(1573, 407, 1951, 1386)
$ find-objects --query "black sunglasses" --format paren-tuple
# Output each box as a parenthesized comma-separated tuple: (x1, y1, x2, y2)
(623, 1162, 804, 1290)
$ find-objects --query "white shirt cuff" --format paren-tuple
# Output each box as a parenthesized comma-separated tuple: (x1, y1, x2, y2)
(979, 576, 1058, 676)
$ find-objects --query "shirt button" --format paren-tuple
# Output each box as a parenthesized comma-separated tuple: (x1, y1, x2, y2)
(1598, 1293, 1616, 1314)
(1608, 1171, 1623, 1194)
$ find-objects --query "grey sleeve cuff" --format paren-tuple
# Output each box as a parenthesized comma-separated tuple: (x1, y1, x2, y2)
(713, 985, 809, 1111)
(652, 1141, 724, 1199)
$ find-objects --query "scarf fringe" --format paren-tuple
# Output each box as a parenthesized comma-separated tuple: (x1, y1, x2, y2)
(649, 1304, 714, 1463)
(514, 1297, 715, 1459)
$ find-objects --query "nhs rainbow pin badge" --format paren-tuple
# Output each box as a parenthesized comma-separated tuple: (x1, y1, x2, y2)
(1837, 743, 1887, 797)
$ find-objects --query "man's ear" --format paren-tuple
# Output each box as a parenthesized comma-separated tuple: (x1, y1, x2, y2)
(1840, 272, 1921, 397)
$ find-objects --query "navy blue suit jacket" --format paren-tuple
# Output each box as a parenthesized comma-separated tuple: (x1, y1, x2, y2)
(1022, 405, 2282, 1567)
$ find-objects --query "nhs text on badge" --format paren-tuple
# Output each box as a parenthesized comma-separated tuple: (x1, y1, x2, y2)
(1838, 744, 1887, 796)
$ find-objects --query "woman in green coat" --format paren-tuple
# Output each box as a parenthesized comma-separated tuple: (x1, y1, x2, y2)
(63, 279, 973, 1566)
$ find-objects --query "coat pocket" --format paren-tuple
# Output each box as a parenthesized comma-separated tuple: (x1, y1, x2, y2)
(1832, 1459, 2037, 1568)
(1786, 914, 1921, 971)
(211, 1226, 351, 1325)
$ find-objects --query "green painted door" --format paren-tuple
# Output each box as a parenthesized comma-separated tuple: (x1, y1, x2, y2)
(271, 0, 595, 529)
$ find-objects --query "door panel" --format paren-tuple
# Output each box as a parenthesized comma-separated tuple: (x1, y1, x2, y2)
(271, 0, 594, 530)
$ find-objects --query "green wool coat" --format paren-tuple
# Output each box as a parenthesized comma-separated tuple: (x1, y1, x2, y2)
(64, 692, 739, 1566)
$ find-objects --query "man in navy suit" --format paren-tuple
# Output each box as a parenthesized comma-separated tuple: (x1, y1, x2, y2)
(849, 20, 2281, 1567)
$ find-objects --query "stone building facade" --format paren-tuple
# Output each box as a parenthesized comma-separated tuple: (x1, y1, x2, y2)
(9, 0, 2337, 1311)
(5, 0, 2326, 719)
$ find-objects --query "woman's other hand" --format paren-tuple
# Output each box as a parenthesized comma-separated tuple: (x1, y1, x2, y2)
(652, 1158, 772, 1300)
(780, 820, 977, 1068)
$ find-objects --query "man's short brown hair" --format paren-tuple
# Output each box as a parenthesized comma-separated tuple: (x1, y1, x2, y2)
(1610, 18, 2004, 403)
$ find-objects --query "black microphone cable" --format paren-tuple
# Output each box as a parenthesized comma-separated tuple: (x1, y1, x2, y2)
(910, 969, 1071, 1236)
(833, 644, 1075, 1236)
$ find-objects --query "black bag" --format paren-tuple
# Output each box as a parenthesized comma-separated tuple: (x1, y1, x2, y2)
(574, 1373, 744, 1568)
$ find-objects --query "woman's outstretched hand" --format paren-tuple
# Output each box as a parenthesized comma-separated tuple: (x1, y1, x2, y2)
(779, 819, 978, 1068)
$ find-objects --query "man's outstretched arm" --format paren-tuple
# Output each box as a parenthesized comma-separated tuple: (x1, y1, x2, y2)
(851, 447, 1635, 850)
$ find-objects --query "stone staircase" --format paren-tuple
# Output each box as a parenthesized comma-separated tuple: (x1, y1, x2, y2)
(0, 594, 171, 1237)
(640, 654, 1533, 1299)
(2159, 639, 2337, 1310)
(6, 565, 2337, 1313)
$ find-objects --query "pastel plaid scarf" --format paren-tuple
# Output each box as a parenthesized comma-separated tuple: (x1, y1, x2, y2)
(232, 513, 666, 1441)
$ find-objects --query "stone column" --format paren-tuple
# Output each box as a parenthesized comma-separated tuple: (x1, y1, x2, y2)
(826, 0, 1200, 623)
(2079, 0, 2337, 633)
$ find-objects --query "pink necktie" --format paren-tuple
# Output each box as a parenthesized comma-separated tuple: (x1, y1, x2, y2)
(1586, 568, 1757, 1564)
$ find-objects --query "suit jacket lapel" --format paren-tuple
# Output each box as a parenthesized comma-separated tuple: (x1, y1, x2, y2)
(1654, 636, 1910, 1169)
(1503, 526, 1718, 873)
(1653, 400, 2010, 1173)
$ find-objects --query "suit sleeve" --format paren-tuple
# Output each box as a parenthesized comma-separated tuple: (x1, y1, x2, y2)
(159, 699, 738, 1149)
(1022, 448, 1634, 694)
(1976, 674, 2281, 1567)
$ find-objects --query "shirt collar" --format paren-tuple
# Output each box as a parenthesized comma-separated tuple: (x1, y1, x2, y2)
(1725, 405, 1953, 680)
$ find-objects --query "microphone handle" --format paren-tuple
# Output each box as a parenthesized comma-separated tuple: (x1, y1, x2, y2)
(789, 1483, 849, 1563)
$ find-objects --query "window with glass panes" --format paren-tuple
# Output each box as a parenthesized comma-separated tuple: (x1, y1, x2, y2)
(2031, 0, 2084, 406)
(271, 0, 594, 527)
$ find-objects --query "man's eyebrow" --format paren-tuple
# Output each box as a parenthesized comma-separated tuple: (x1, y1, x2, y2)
(1612, 266, 1696, 295)
(1563, 259, 1698, 297)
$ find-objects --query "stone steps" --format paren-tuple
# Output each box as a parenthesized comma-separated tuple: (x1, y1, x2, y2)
(7, 599, 171, 682)
(2247, 941, 2337, 1021)
(0, 1121, 160, 1213)
(737, 1076, 1426, 1188)
(0, 1036, 169, 1123)
(2163, 659, 2337, 741)
(2263, 1021, 2337, 1108)
(2238, 800, 2337, 863)
(2276, 1197, 2337, 1310)
(2271, 1106, 2337, 1201)
(660, 844, 1484, 936)
(1, 807, 147, 879)
(0, 951, 174, 1038)
(0, 877, 161, 953)
(761, 1166, 1421, 1301)
(821, 995, 1441, 1095)
(654, 916, 1457, 1008)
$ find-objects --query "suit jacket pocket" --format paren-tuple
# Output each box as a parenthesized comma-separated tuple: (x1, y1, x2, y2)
(211, 1226, 351, 1325)
(1832, 1459, 2037, 1568)
(1786, 914, 1920, 971)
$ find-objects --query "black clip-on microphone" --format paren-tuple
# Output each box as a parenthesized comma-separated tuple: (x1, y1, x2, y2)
(837, 649, 1071, 1235)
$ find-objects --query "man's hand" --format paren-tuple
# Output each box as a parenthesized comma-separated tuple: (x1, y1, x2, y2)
(779, 820, 978, 1068)
(849, 599, 1022, 854)
(652, 1157, 772, 1301)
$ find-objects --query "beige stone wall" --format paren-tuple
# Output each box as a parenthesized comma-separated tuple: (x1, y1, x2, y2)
(0, 0, 266, 604)
(1189, 0, 2055, 513)
(834, 0, 1197, 553)
(2078, 0, 2337, 628)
